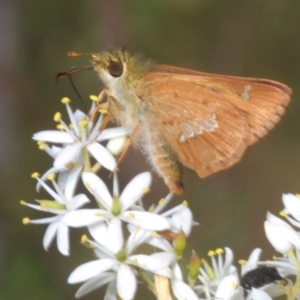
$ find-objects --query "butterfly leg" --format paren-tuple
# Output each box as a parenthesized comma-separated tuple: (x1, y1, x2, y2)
(88, 88, 110, 121)
(115, 124, 140, 166)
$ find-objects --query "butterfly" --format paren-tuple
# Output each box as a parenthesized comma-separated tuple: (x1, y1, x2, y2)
(58, 48, 292, 194)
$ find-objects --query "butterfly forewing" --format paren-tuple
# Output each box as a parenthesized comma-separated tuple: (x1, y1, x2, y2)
(155, 65, 292, 145)
(139, 74, 250, 177)
(183, 75, 291, 145)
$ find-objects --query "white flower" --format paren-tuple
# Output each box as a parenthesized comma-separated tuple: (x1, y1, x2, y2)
(63, 171, 171, 232)
(264, 212, 300, 253)
(160, 201, 194, 237)
(68, 220, 177, 299)
(240, 248, 263, 276)
(32, 98, 130, 197)
(127, 224, 174, 253)
(215, 274, 243, 300)
(106, 135, 128, 156)
(195, 247, 237, 298)
(171, 264, 199, 300)
(172, 278, 199, 300)
(129, 192, 196, 241)
(251, 288, 272, 300)
(282, 193, 300, 228)
(22, 174, 89, 255)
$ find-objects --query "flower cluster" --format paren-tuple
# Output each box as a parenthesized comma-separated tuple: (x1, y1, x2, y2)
(21, 97, 197, 299)
(262, 193, 300, 299)
(21, 97, 300, 299)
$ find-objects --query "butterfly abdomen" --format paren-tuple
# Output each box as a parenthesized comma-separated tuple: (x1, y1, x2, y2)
(142, 123, 184, 194)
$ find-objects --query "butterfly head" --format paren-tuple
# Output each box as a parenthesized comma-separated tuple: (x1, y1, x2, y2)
(91, 48, 155, 89)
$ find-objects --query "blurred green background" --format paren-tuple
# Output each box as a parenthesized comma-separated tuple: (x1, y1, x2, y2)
(1, 0, 300, 299)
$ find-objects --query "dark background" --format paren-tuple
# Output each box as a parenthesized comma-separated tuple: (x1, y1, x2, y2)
(1, 0, 299, 299)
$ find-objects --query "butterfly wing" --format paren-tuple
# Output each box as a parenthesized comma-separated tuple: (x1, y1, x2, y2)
(155, 65, 292, 145)
(138, 74, 250, 178)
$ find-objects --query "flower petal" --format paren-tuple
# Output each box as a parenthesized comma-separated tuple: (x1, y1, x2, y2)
(221, 247, 234, 278)
(145, 252, 177, 271)
(120, 172, 152, 210)
(128, 254, 173, 278)
(63, 209, 108, 227)
(75, 272, 116, 298)
(29, 215, 60, 224)
(35, 177, 62, 203)
(215, 274, 239, 300)
(67, 107, 81, 136)
(45, 145, 62, 158)
(88, 222, 108, 246)
(107, 218, 123, 254)
(43, 220, 60, 251)
(37, 166, 66, 192)
(54, 143, 82, 168)
(57, 222, 69, 256)
(107, 136, 128, 156)
(264, 212, 300, 252)
(282, 193, 300, 222)
(121, 211, 170, 231)
(168, 207, 193, 236)
(97, 127, 131, 141)
(241, 248, 262, 275)
(73, 109, 86, 124)
(33, 130, 75, 143)
(87, 142, 116, 171)
(117, 264, 137, 300)
(82, 172, 112, 210)
(227, 287, 244, 300)
(68, 258, 118, 284)
(124, 227, 152, 255)
(66, 194, 90, 211)
(61, 162, 83, 200)
(264, 220, 293, 253)
(22, 202, 44, 211)
(172, 263, 183, 280)
(148, 235, 174, 252)
(171, 278, 199, 300)
(88, 114, 104, 141)
(251, 287, 272, 300)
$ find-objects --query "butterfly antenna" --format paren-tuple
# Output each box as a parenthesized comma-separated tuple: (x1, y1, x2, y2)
(54, 65, 94, 113)
(54, 51, 99, 112)
(67, 51, 99, 57)
(54, 65, 93, 81)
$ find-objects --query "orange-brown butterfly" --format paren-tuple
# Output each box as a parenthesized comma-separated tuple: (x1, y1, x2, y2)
(58, 48, 292, 195)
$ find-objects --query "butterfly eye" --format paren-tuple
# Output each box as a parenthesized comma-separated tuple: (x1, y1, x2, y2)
(108, 60, 123, 77)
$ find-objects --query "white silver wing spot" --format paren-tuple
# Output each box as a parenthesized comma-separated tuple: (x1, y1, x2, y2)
(195, 117, 218, 132)
(240, 85, 252, 100)
(180, 123, 195, 138)
(179, 134, 186, 143)
(205, 119, 218, 129)
(188, 121, 203, 134)
(179, 115, 219, 142)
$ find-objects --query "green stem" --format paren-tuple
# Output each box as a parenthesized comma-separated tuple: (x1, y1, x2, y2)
(83, 147, 91, 171)
(288, 249, 300, 273)
(91, 162, 102, 173)
(279, 249, 300, 300)
(136, 267, 157, 296)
